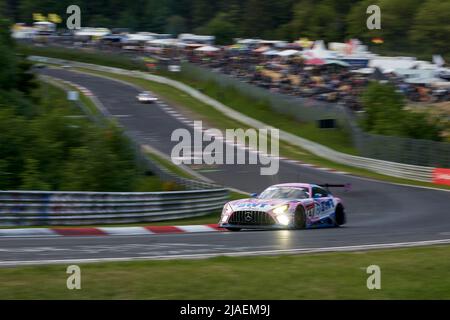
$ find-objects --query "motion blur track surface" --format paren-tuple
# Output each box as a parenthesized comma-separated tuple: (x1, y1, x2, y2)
(1, 67, 448, 266)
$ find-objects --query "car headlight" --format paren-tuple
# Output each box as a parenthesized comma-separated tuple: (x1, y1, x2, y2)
(273, 205, 290, 226)
(276, 214, 291, 226)
(273, 204, 289, 215)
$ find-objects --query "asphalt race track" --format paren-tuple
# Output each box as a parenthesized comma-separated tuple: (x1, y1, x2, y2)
(1, 67, 449, 266)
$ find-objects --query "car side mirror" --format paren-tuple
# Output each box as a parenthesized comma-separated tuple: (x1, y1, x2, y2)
(250, 193, 258, 198)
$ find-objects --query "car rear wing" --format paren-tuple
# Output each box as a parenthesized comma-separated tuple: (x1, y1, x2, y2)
(319, 183, 352, 192)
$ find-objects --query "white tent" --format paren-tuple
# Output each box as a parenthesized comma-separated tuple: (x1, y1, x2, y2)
(125, 33, 155, 42)
(179, 33, 215, 44)
(369, 57, 419, 73)
(194, 45, 220, 52)
(147, 38, 179, 47)
(74, 27, 110, 37)
(351, 67, 375, 74)
(301, 40, 336, 59)
(405, 77, 443, 84)
(262, 50, 280, 56)
(277, 49, 301, 57)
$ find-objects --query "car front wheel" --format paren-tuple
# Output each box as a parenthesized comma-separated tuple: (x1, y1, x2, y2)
(294, 207, 307, 229)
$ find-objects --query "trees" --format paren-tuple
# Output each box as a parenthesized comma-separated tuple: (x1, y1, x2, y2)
(410, 0, 450, 54)
(0, 18, 18, 90)
(2, 0, 449, 58)
(361, 82, 406, 136)
(361, 82, 442, 141)
(0, 23, 150, 191)
(198, 13, 235, 45)
(165, 15, 187, 36)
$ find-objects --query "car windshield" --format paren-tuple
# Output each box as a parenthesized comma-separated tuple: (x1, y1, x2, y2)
(258, 187, 309, 200)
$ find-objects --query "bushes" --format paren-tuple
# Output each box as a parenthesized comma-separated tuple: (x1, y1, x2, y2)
(0, 20, 165, 192)
(361, 82, 443, 141)
(0, 85, 162, 192)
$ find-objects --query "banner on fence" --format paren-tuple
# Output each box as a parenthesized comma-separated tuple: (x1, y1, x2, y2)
(433, 168, 450, 186)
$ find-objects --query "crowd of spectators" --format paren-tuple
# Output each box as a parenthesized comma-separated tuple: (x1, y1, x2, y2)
(26, 34, 450, 111)
(184, 49, 368, 111)
(177, 47, 450, 111)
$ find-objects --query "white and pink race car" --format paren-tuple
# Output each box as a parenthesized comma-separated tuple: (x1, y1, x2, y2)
(219, 183, 348, 231)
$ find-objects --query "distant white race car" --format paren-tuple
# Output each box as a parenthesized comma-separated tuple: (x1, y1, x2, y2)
(137, 91, 158, 103)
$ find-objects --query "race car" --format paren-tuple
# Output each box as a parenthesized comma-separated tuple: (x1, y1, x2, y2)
(219, 183, 347, 231)
(137, 91, 158, 103)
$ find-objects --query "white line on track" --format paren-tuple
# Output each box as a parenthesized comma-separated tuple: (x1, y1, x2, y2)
(1, 238, 450, 267)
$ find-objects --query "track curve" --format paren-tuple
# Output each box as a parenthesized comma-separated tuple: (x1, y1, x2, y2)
(1, 67, 448, 265)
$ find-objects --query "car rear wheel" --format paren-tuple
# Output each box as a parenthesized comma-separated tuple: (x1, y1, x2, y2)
(334, 205, 346, 226)
(225, 227, 241, 232)
(294, 207, 307, 229)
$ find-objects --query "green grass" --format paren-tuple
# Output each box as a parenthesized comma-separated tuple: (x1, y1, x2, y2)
(144, 149, 197, 180)
(70, 67, 450, 191)
(1, 245, 450, 299)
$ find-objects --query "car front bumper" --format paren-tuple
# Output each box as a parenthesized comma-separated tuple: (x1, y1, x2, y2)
(219, 221, 295, 230)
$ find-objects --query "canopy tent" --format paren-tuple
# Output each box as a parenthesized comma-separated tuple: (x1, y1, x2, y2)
(405, 77, 443, 84)
(227, 43, 250, 51)
(253, 46, 271, 53)
(74, 27, 110, 37)
(277, 49, 301, 57)
(325, 59, 350, 67)
(194, 45, 220, 52)
(351, 67, 375, 74)
(124, 33, 155, 42)
(438, 70, 450, 81)
(262, 50, 280, 56)
(146, 38, 180, 47)
(304, 57, 326, 66)
(369, 57, 420, 73)
(302, 40, 337, 60)
(236, 38, 262, 45)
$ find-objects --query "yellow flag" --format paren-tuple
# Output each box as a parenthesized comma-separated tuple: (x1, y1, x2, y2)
(33, 13, 46, 21)
(48, 14, 62, 24)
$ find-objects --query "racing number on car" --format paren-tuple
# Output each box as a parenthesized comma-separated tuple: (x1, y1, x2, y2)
(315, 199, 334, 216)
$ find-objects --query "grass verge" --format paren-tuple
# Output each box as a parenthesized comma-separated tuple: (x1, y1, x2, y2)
(1, 245, 449, 299)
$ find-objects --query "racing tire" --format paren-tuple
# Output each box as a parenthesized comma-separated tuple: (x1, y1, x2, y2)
(225, 227, 241, 232)
(334, 205, 346, 226)
(294, 206, 307, 229)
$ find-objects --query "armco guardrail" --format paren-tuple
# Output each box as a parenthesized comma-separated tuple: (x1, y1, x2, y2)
(30, 56, 437, 182)
(0, 189, 228, 226)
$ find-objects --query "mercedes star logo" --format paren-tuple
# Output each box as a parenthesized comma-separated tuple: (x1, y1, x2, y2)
(245, 212, 253, 222)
